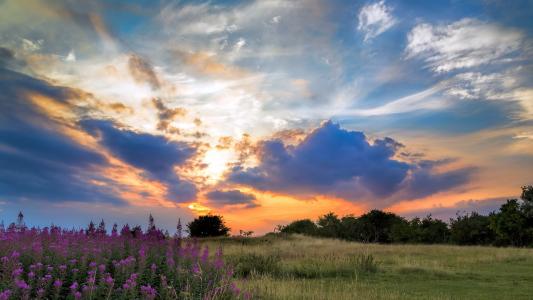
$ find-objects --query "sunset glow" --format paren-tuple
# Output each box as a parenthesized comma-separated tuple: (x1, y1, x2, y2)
(1, 0, 532, 235)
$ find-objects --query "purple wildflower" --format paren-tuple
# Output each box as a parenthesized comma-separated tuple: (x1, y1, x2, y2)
(74, 291, 82, 300)
(201, 246, 209, 263)
(12, 267, 23, 278)
(53, 279, 62, 289)
(15, 279, 30, 290)
(192, 263, 201, 275)
(0, 290, 11, 300)
(140, 285, 157, 300)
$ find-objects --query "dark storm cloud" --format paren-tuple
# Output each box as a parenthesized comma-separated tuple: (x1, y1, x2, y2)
(0, 68, 125, 204)
(228, 121, 474, 205)
(206, 189, 258, 208)
(128, 54, 160, 90)
(80, 119, 197, 202)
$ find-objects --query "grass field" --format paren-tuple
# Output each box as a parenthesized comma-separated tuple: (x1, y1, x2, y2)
(204, 234, 533, 300)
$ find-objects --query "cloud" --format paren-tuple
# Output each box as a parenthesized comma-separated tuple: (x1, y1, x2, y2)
(405, 18, 524, 73)
(205, 189, 258, 208)
(151, 98, 187, 132)
(128, 54, 160, 90)
(357, 1, 396, 42)
(444, 66, 533, 120)
(0, 47, 15, 67)
(404, 197, 508, 220)
(0, 47, 26, 69)
(228, 121, 474, 206)
(345, 83, 449, 116)
(173, 50, 248, 79)
(0, 68, 124, 204)
(80, 119, 197, 202)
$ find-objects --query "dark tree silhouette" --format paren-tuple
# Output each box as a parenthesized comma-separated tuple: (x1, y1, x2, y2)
(317, 212, 342, 237)
(280, 219, 318, 235)
(450, 212, 494, 245)
(187, 214, 230, 237)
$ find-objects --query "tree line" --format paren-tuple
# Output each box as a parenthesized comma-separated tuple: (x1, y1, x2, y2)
(278, 186, 533, 247)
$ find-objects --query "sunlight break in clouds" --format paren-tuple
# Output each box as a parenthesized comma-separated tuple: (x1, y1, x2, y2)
(0, 0, 532, 234)
(358, 1, 397, 41)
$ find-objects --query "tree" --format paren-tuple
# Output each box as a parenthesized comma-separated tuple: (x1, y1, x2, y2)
(520, 185, 533, 245)
(490, 199, 526, 246)
(390, 218, 414, 243)
(339, 215, 361, 241)
(520, 185, 533, 219)
(450, 212, 494, 245)
(317, 212, 341, 238)
(279, 219, 318, 235)
(417, 215, 449, 244)
(187, 214, 230, 238)
(357, 210, 406, 243)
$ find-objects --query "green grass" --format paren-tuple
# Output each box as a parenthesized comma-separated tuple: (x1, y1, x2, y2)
(203, 234, 533, 299)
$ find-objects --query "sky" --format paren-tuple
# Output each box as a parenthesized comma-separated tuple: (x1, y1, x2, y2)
(0, 0, 532, 234)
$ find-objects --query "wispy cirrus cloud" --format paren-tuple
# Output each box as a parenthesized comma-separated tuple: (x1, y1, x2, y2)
(357, 1, 397, 42)
(405, 18, 525, 73)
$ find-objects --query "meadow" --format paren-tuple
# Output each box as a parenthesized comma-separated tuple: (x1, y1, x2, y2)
(204, 234, 533, 300)
(0, 224, 245, 300)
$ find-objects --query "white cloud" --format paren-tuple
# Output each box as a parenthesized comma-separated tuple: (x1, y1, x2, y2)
(233, 38, 246, 52)
(446, 72, 515, 100)
(65, 50, 76, 62)
(357, 1, 397, 42)
(347, 84, 449, 116)
(445, 68, 533, 120)
(406, 18, 524, 73)
(21, 38, 43, 52)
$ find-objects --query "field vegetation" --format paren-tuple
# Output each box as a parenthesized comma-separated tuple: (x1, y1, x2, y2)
(204, 234, 533, 299)
(0, 186, 531, 299)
